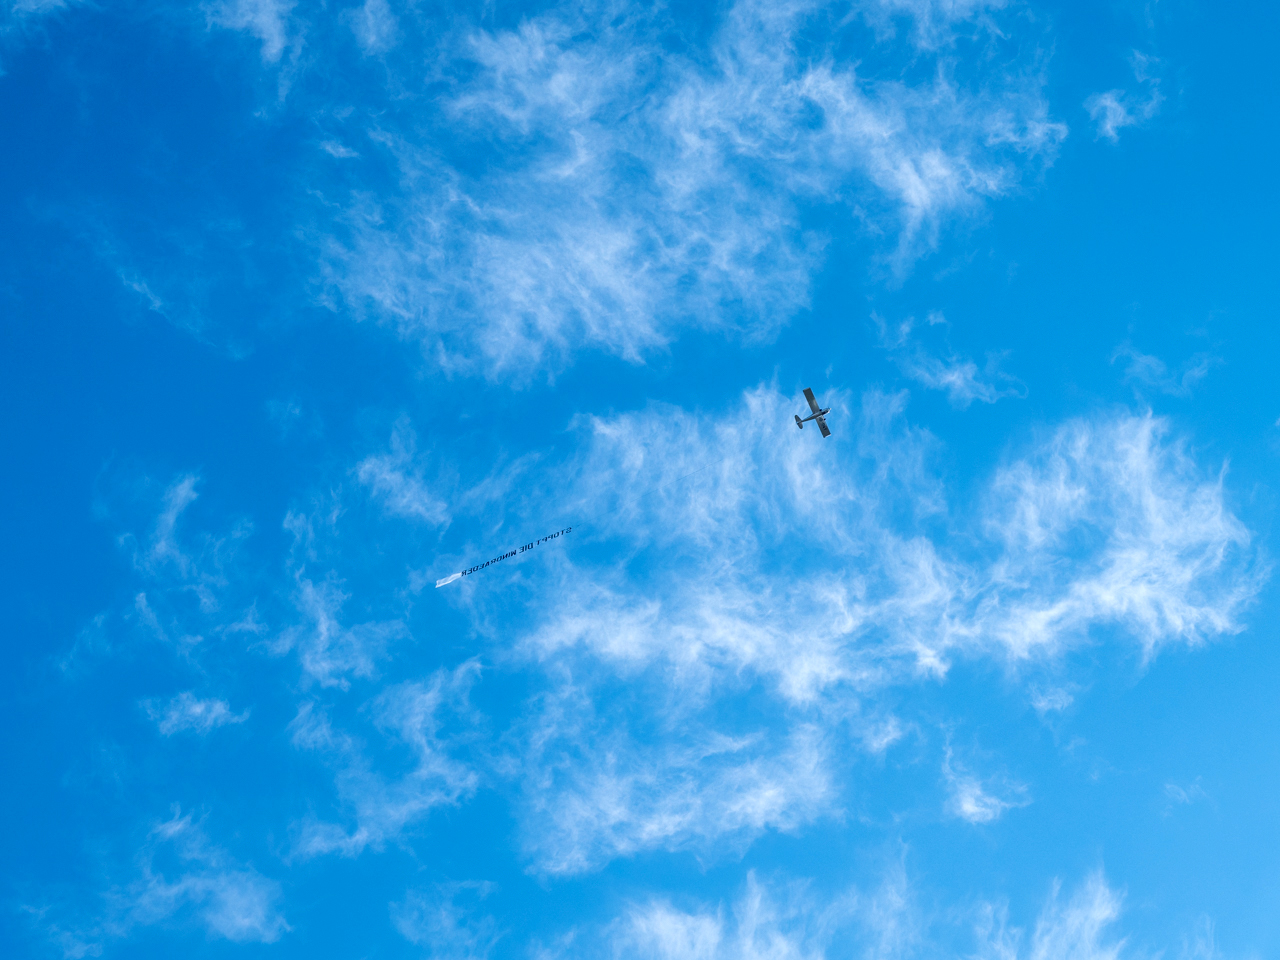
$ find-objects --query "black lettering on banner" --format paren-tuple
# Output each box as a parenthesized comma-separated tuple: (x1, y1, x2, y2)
(442, 527, 574, 587)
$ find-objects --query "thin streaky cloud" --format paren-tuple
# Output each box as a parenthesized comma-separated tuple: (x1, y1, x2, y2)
(288, 664, 480, 858)
(428, 389, 1261, 873)
(207, 0, 298, 64)
(1162, 778, 1210, 815)
(270, 553, 409, 689)
(1085, 50, 1163, 142)
(319, 0, 1065, 379)
(982, 412, 1263, 662)
(515, 703, 833, 876)
(144, 691, 249, 735)
(29, 810, 289, 956)
(877, 313, 1026, 408)
(7, 1, 1273, 955)
(112, 388, 1261, 883)
(391, 882, 501, 957)
(598, 866, 1134, 959)
(356, 419, 451, 526)
(943, 749, 1030, 824)
(1112, 343, 1219, 398)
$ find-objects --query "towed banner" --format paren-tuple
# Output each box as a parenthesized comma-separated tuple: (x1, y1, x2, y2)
(435, 527, 572, 588)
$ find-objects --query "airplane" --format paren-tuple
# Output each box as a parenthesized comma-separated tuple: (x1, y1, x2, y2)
(795, 388, 831, 437)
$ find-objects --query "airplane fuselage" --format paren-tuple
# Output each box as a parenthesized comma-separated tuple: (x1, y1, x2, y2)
(797, 387, 833, 436)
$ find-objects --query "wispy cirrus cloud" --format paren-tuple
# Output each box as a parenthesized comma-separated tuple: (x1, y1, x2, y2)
(272, 569, 405, 688)
(289, 663, 480, 857)
(606, 868, 914, 960)
(943, 749, 1030, 824)
(107, 812, 288, 944)
(1112, 343, 1219, 398)
(144, 691, 249, 735)
(119, 474, 251, 619)
(270, 501, 415, 689)
(511, 389, 1256, 685)
(427, 387, 1260, 872)
(356, 418, 451, 526)
(982, 412, 1263, 661)
(1179, 917, 1223, 960)
(899, 351, 1024, 408)
(346, 0, 398, 55)
(1162, 778, 1210, 816)
(570, 866, 1133, 959)
(860, 0, 1010, 49)
(29, 810, 288, 956)
(877, 312, 1026, 408)
(515, 700, 833, 875)
(1, 0, 83, 45)
(392, 882, 501, 958)
(78, 392, 1264, 889)
(33, 0, 1065, 374)
(88, 472, 260, 660)
(1085, 51, 1163, 142)
(206, 0, 299, 64)
(1021, 872, 1126, 960)
(315, 0, 1065, 379)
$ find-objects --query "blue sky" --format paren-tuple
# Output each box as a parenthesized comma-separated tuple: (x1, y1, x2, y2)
(3, 0, 1279, 956)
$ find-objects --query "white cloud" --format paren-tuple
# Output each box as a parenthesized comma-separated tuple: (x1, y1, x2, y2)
(518, 390, 1257, 684)
(117, 270, 167, 315)
(602, 868, 1128, 960)
(33, 810, 289, 955)
(109, 812, 288, 943)
(356, 419, 451, 526)
(981, 412, 1263, 661)
(901, 351, 1023, 407)
(607, 871, 870, 960)
(207, 0, 297, 63)
(60, 613, 112, 677)
(1085, 51, 1163, 142)
(392, 882, 500, 959)
(1027, 873, 1125, 960)
(878, 313, 1025, 408)
(273, 567, 407, 688)
(1, 0, 81, 36)
(506, 386, 961, 701)
(1113, 344, 1218, 398)
(7, 0, 74, 13)
(516, 705, 833, 875)
(943, 750, 1029, 824)
(320, 139, 359, 159)
(145, 691, 249, 735)
(972, 873, 1128, 960)
(1029, 686, 1074, 714)
(127, 475, 211, 594)
(435, 388, 1262, 872)
(1084, 92, 1133, 142)
(1179, 917, 1221, 960)
(347, 0, 398, 54)
(1163, 778, 1209, 813)
(104, 473, 255, 652)
(321, 0, 1064, 378)
(289, 663, 480, 857)
(860, 0, 1008, 50)
(86, 396, 1264, 889)
(82, 212, 264, 351)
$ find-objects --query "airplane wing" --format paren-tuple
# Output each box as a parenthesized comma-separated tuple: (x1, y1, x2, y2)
(804, 387, 821, 414)
(816, 416, 831, 438)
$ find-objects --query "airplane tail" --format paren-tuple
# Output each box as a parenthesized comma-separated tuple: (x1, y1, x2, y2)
(794, 415, 803, 429)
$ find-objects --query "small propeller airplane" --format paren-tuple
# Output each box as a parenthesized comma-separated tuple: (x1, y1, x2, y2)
(795, 388, 831, 437)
